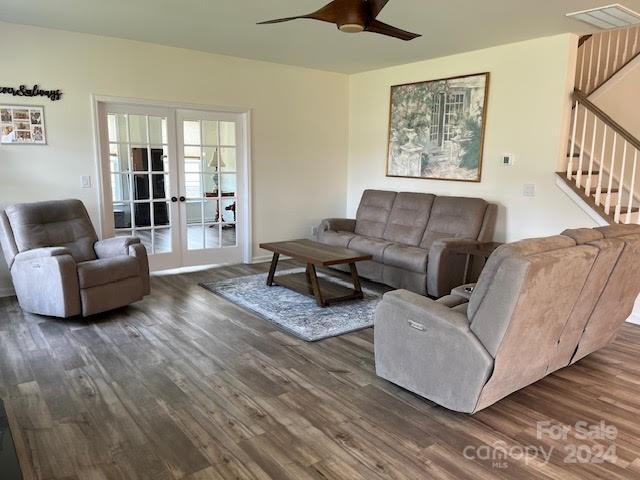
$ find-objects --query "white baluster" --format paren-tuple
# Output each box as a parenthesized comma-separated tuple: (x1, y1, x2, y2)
(586, 116, 598, 195)
(595, 34, 604, 91)
(605, 132, 618, 215)
(586, 36, 595, 93)
(604, 31, 612, 82)
(626, 149, 638, 224)
(615, 140, 628, 223)
(577, 107, 589, 188)
(595, 125, 607, 206)
(567, 101, 579, 180)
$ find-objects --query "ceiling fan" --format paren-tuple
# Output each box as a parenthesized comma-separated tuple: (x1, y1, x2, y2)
(257, 0, 421, 41)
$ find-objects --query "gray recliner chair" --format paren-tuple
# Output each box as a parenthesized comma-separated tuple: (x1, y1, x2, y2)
(374, 224, 640, 413)
(0, 199, 150, 318)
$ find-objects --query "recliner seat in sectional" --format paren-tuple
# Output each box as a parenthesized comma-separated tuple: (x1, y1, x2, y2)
(374, 224, 640, 413)
(317, 190, 497, 297)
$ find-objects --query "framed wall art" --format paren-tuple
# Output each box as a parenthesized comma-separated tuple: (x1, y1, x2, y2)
(386, 72, 490, 182)
(1, 105, 47, 145)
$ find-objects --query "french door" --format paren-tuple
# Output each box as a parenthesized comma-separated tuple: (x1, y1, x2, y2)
(98, 102, 247, 271)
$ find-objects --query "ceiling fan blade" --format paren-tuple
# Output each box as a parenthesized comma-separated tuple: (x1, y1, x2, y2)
(367, 0, 390, 19)
(365, 19, 421, 41)
(257, 0, 350, 26)
(257, 16, 309, 25)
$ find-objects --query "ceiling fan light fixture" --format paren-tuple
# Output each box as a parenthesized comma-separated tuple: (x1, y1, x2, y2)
(339, 23, 365, 33)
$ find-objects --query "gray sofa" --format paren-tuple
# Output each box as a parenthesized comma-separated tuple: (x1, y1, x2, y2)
(318, 190, 497, 297)
(0, 199, 150, 318)
(374, 224, 640, 413)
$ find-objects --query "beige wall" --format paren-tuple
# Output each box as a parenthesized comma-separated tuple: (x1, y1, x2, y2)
(592, 57, 640, 139)
(348, 34, 596, 243)
(0, 22, 349, 293)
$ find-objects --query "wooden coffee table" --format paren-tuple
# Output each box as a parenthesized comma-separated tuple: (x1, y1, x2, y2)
(259, 239, 372, 308)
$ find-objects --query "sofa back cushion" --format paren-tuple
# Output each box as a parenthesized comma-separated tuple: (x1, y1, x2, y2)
(420, 197, 488, 250)
(5, 199, 98, 263)
(382, 193, 435, 245)
(571, 228, 640, 363)
(472, 243, 599, 410)
(355, 190, 397, 238)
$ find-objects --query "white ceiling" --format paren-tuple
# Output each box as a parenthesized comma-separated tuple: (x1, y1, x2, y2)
(3, 0, 640, 73)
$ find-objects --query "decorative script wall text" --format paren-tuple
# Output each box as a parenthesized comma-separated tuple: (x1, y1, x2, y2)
(0, 84, 63, 102)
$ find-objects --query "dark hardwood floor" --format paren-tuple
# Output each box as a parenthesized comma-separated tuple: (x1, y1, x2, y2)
(1, 260, 640, 479)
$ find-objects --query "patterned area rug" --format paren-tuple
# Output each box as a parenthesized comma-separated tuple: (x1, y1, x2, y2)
(200, 268, 389, 342)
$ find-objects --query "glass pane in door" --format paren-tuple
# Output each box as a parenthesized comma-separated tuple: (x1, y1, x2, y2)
(107, 112, 172, 256)
(182, 118, 239, 252)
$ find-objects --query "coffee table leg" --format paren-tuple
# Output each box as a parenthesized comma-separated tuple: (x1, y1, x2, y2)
(307, 264, 326, 307)
(266, 253, 280, 286)
(349, 263, 364, 299)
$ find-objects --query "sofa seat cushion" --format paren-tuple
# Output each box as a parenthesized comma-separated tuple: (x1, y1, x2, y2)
(77, 256, 140, 289)
(318, 230, 356, 248)
(383, 244, 429, 273)
(349, 236, 393, 262)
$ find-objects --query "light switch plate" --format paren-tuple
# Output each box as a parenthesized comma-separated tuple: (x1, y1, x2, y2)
(81, 175, 91, 189)
(523, 183, 536, 197)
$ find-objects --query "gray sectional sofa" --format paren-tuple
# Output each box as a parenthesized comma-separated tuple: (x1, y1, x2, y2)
(318, 190, 497, 297)
(374, 224, 640, 413)
(0, 199, 150, 318)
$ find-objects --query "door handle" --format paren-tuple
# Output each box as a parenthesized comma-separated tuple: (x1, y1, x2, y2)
(171, 196, 178, 203)
(179, 196, 186, 202)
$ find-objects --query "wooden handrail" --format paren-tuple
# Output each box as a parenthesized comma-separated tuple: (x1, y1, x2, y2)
(573, 89, 640, 152)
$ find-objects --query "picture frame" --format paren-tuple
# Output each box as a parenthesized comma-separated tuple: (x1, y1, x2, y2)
(1, 104, 47, 145)
(386, 72, 490, 182)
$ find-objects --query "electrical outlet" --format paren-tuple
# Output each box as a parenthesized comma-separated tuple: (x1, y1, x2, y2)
(80, 175, 92, 189)
(523, 184, 536, 197)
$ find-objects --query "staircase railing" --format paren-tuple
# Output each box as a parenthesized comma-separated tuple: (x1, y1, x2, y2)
(566, 89, 640, 223)
(576, 25, 640, 95)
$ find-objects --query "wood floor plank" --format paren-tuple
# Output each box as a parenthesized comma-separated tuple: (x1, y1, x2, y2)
(1, 261, 639, 479)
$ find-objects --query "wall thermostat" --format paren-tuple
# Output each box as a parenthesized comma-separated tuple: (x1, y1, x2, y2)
(502, 154, 514, 166)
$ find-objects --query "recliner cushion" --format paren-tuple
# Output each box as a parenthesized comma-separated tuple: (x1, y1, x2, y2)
(382, 193, 435, 245)
(420, 197, 488, 250)
(349, 236, 393, 262)
(77, 256, 140, 289)
(5, 199, 98, 263)
(354, 190, 397, 238)
(383, 244, 429, 273)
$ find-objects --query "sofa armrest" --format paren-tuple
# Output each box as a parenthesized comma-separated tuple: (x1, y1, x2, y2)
(319, 218, 356, 233)
(14, 247, 73, 262)
(450, 283, 477, 301)
(427, 238, 480, 298)
(129, 243, 150, 295)
(374, 289, 493, 413)
(94, 236, 141, 259)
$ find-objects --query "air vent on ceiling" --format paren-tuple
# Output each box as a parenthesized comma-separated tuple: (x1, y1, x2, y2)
(566, 3, 640, 29)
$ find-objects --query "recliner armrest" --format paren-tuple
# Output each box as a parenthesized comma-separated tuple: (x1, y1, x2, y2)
(451, 283, 477, 301)
(427, 238, 480, 298)
(94, 236, 141, 259)
(382, 289, 470, 331)
(319, 218, 356, 233)
(14, 247, 73, 263)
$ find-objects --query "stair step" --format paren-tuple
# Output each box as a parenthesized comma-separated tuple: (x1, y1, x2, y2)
(589, 187, 619, 194)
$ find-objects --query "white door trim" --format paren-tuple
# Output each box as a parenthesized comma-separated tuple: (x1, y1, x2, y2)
(90, 94, 252, 265)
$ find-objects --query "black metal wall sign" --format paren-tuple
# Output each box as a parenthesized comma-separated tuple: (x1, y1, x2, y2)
(0, 84, 62, 102)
